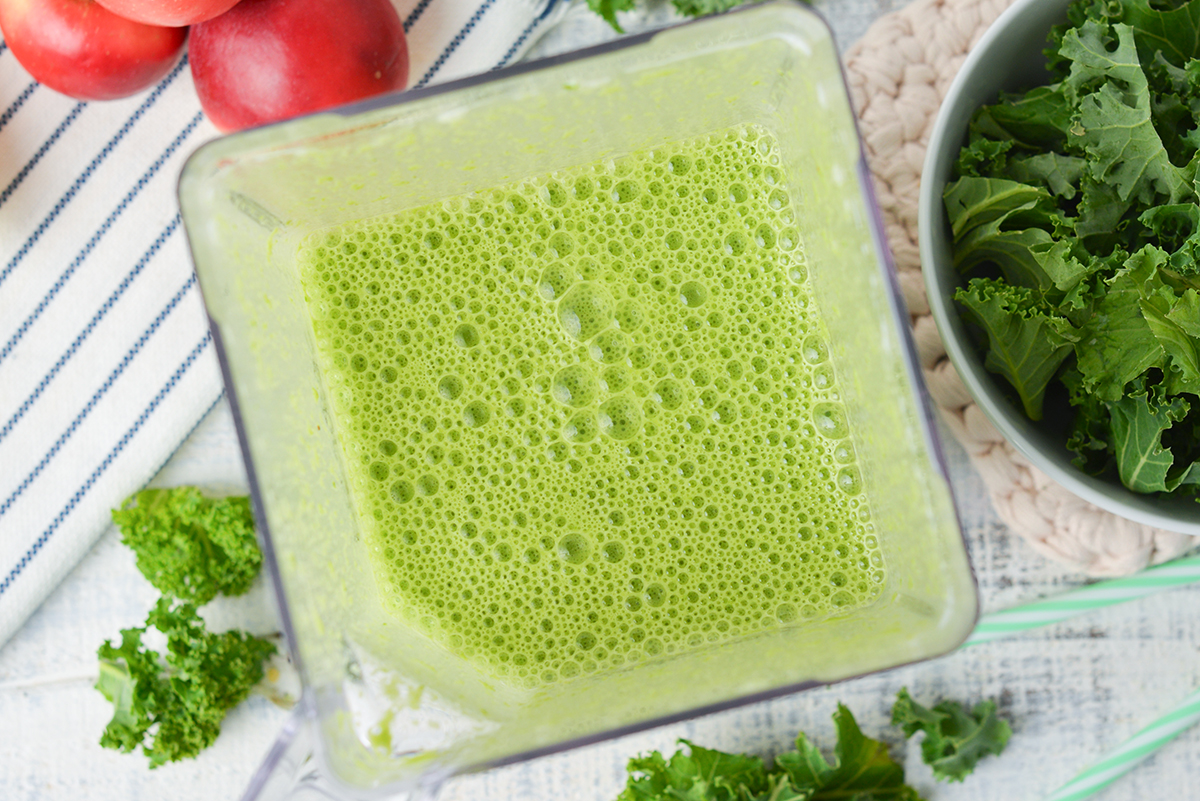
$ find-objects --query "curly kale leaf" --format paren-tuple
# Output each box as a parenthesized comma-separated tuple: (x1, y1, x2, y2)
(588, 0, 750, 31)
(112, 487, 262, 605)
(1138, 203, 1200, 277)
(1061, 20, 1194, 205)
(775, 704, 923, 800)
(1075, 288, 1165, 399)
(955, 136, 1013, 177)
(970, 85, 1076, 151)
(587, 0, 637, 31)
(96, 627, 162, 754)
(943, 177, 1062, 291)
(955, 278, 1078, 420)
(1008, 152, 1088, 199)
(1167, 288, 1200, 335)
(943, 177, 1057, 242)
(671, 0, 748, 17)
(1120, 0, 1200, 68)
(618, 705, 923, 801)
(1064, 365, 1118, 474)
(1122, 243, 1200, 387)
(1107, 375, 1192, 492)
(891, 689, 1012, 783)
(97, 599, 275, 768)
(1073, 172, 1136, 248)
(618, 740, 770, 801)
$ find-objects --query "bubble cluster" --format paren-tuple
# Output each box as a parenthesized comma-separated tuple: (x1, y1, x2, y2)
(298, 124, 884, 689)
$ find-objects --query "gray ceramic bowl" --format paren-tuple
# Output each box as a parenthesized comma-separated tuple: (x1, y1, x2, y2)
(919, 0, 1200, 535)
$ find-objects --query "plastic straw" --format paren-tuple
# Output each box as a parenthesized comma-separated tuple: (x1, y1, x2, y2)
(952, 554, 1200, 801)
(1040, 686, 1200, 801)
(963, 554, 1200, 647)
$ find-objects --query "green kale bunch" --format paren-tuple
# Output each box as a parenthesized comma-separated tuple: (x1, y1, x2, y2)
(112, 487, 262, 604)
(99, 486, 275, 767)
(97, 598, 276, 767)
(946, 0, 1200, 497)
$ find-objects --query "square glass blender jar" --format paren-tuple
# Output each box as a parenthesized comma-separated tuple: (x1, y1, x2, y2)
(178, 2, 977, 796)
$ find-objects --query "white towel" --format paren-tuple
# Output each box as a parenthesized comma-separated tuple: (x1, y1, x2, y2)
(0, 0, 570, 649)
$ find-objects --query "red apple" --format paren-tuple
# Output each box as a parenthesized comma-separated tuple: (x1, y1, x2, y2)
(0, 0, 186, 101)
(95, 0, 240, 27)
(189, 0, 408, 133)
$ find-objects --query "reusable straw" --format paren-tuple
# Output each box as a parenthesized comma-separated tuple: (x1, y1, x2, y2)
(952, 553, 1200, 801)
(963, 554, 1200, 647)
(1040, 686, 1200, 801)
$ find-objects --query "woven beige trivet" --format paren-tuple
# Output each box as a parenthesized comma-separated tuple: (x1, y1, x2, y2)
(843, 0, 1193, 576)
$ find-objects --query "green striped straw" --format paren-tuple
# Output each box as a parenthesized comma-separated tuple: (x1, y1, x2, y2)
(1040, 687, 1200, 801)
(963, 554, 1200, 647)
(953, 553, 1200, 801)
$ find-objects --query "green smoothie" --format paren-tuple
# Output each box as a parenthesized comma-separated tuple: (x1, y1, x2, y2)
(298, 125, 884, 688)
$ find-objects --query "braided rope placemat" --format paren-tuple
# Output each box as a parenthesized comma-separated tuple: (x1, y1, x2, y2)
(843, 0, 1194, 576)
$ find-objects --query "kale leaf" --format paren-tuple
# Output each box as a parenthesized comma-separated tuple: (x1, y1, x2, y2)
(775, 704, 923, 800)
(97, 598, 276, 768)
(954, 278, 1077, 420)
(111, 487, 262, 605)
(891, 689, 1012, 783)
(588, 0, 637, 32)
(1073, 262, 1166, 400)
(671, 0, 748, 17)
(1060, 20, 1192, 205)
(587, 0, 755, 32)
(970, 85, 1075, 150)
(617, 704, 923, 801)
(1108, 375, 1192, 491)
(618, 740, 770, 800)
(1120, 0, 1200, 68)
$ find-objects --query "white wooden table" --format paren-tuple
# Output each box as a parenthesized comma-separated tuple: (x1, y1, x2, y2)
(5, 3, 1200, 800)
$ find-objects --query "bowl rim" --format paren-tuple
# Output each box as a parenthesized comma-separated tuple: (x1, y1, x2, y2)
(918, 0, 1200, 536)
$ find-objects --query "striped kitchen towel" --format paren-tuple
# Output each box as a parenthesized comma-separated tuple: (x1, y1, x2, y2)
(0, 0, 571, 649)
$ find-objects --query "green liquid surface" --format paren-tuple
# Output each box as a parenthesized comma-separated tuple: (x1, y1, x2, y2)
(299, 125, 884, 687)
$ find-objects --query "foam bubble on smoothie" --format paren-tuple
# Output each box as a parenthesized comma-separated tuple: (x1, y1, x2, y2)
(298, 125, 883, 688)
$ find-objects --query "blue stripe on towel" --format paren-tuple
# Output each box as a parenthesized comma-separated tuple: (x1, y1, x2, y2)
(0, 333, 214, 598)
(403, 0, 436, 31)
(415, 0, 499, 89)
(0, 217, 183, 445)
(496, 0, 561, 69)
(0, 112, 202, 363)
(0, 83, 38, 134)
(0, 267, 196, 519)
(0, 57, 190, 287)
(0, 102, 86, 206)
